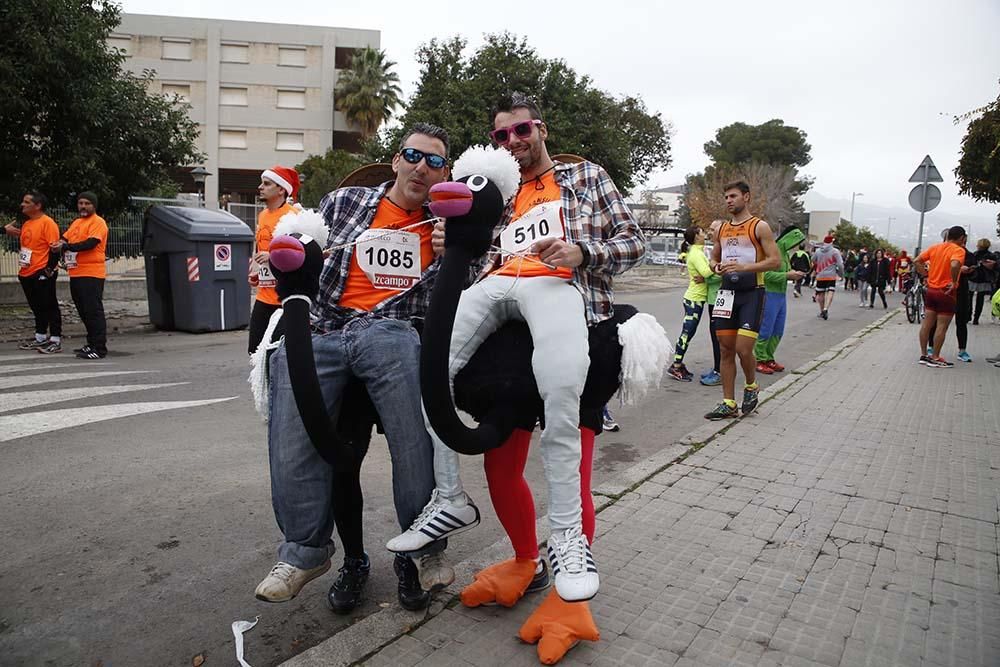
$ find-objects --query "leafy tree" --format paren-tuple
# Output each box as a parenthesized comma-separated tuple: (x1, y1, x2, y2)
(335, 47, 403, 139)
(830, 219, 898, 256)
(685, 163, 800, 229)
(0, 0, 202, 215)
(704, 119, 814, 197)
(373, 34, 671, 195)
(295, 149, 366, 208)
(954, 81, 1000, 219)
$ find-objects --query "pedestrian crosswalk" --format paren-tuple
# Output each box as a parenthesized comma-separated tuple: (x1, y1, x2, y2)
(0, 354, 237, 443)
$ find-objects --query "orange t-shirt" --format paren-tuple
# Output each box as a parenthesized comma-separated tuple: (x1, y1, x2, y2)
(63, 215, 109, 279)
(494, 171, 573, 279)
(254, 202, 295, 306)
(17, 214, 60, 277)
(917, 242, 965, 290)
(338, 198, 432, 312)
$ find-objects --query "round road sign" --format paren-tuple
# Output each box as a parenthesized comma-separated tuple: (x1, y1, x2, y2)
(909, 184, 941, 213)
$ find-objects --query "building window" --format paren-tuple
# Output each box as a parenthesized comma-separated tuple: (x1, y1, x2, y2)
(220, 86, 248, 106)
(108, 34, 132, 57)
(278, 46, 307, 67)
(220, 129, 248, 149)
(276, 132, 305, 151)
(162, 38, 192, 61)
(277, 89, 306, 109)
(221, 43, 249, 64)
(335, 47, 359, 69)
(161, 83, 191, 103)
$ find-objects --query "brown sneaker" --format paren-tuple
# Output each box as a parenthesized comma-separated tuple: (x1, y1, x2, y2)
(413, 552, 455, 593)
(254, 560, 331, 602)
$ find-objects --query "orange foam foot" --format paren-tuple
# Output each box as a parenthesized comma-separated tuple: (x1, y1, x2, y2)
(519, 589, 600, 665)
(460, 558, 537, 608)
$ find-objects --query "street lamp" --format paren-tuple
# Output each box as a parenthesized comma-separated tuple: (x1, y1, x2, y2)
(190, 166, 211, 207)
(850, 192, 864, 225)
(887, 216, 895, 244)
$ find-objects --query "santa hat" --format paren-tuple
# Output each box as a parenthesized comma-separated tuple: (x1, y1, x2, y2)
(261, 165, 300, 199)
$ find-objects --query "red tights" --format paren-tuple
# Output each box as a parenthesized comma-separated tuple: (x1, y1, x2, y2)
(483, 426, 596, 560)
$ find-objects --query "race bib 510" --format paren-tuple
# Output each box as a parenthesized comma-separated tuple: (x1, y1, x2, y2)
(500, 201, 564, 256)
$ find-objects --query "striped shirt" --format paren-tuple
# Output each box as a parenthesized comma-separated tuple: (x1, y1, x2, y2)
(480, 160, 647, 324)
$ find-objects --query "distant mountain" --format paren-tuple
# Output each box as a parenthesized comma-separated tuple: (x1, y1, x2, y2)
(802, 191, 999, 250)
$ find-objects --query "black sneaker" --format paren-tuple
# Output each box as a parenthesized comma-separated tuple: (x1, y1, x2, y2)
(918, 355, 931, 366)
(741, 384, 760, 416)
(526, 559, 551, 594)
(37, 340, 62, 354)
(705, 402, 739, 421)
(393, 554, 430, 611)
(821, 310, 829, 320)
(327, 553, 370, 615)
(73, 345, 93, 355)
(76, 348, 106, 360)
(18, 339, 47, 350)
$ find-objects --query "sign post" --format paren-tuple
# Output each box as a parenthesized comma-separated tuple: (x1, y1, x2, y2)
(908, 155, 943, 255)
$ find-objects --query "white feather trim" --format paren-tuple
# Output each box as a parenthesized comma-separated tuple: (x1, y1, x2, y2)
(248, 308, 285, 421)
(617, 313, 671, 405)
(452, 145, 521, 204)
(275, 208, 329, 245)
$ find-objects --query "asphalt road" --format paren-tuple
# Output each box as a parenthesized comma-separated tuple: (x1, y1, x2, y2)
(0, 284, 903, 666)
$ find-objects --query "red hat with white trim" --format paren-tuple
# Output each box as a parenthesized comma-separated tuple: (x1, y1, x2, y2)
(261, 165, 300, 199)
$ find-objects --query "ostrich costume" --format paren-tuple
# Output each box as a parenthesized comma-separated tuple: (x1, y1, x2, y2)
(420, 146, 667, 664)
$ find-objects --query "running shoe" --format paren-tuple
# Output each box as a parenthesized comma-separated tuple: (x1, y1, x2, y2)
(699, 370, 722, 386)
(327, 553, 371, 615)
(37, 340, 62, 354)
(918, 355, 932, 366)
(18, 338, 47, 350)
(957, 351, 972, 363)
(386, 490, 480, 552)
(926, 345, 933, 356)
(928, 356, 954, 368)
(821, 310, 829, 320)
(547, 525, 599, 602)
(602, 410, 621, 432)
(73, 345, 93, 355)
(768, 360, 785, 372)
(667, 364, 692, 382)
(741, 384, 760, 416)
(705, 402, 739, 420)
(755, 361, 774, 375)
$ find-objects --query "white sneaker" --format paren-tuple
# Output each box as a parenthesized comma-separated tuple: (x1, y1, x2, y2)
(254, 560, 331, 602)
(547, 525, 599, 602)
(386, 490, 481, 553)
(413, 551, 456, 593)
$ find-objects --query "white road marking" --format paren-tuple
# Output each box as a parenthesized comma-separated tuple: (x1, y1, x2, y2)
(0, 363, 102, 375)
(0, 383, 188, 413)
(0, 397, 239, 442)
(1, 371, 153, 390)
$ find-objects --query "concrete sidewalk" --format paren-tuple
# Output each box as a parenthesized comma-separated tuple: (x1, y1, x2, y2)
(288, 311, 1000, 667)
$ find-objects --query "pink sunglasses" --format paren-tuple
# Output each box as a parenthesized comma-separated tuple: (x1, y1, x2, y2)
(489, 119, 542, 145)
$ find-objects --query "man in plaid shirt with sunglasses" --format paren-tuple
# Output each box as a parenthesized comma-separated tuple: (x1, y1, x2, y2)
(256, 123, 479, 615)
(388, 93, 646, 602)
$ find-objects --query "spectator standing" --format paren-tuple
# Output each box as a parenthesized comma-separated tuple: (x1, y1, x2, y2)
(5, 191, 62, 351)
(789, 242, 811, 297)
(970, 239, 997, 325)
(855, 253, 871, 307)
(700, 220, 724, 386)
(868, 248, 891, 309)
(844, 250, 858, 291)
(667, 226, 712, 381)
(895, 250, 913, 292)
(52, 192, 109, 359)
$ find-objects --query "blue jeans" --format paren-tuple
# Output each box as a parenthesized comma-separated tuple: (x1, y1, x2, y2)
(267, 316, 442, 569)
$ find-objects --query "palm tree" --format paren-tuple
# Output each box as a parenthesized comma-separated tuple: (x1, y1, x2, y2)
(335, 47, 403, 139)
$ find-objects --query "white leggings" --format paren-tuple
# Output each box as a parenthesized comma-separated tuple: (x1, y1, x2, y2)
(429, 275, 590, 533)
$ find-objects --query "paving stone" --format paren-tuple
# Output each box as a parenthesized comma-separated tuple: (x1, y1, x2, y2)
(684, 627, 766, 667)
(362, 635, 435, 666)
(770, 616, 848, 666)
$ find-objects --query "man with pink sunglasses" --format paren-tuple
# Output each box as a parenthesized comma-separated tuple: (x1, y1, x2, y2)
(389, 92, 646, 603)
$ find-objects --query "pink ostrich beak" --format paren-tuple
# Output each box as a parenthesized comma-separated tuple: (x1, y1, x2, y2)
(428, 182, 473, 218)
(269, 235, 306, 272)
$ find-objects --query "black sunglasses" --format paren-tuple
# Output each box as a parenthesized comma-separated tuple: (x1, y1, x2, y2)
(400, 147, 447, 169)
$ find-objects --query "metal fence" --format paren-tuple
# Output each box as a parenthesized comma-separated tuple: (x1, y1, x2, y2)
(227, 202, 264, 232)
(1, 198, 196, 279)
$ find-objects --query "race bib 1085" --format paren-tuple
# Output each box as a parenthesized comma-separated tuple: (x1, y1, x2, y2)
(356, 229, 422, 290)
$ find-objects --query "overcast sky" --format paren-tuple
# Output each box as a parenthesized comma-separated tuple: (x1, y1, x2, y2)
(123, 0, 1000, 230)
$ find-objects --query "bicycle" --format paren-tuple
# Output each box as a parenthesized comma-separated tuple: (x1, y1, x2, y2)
(903, 275, 925, 323)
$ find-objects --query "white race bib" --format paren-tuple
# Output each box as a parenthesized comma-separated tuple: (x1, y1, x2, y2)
(18, 247, 31, 267)
(713, 289, 735, 319)
(500, 201, 564, 256)
(356, 229, 422, 290)
(257, 264, 275, 288)
(64, 251, 78, 268)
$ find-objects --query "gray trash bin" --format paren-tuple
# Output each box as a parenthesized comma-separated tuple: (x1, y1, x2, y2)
(143, 205, 254, 333)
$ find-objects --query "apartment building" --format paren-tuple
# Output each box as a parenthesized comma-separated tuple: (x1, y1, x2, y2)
(112, 14, 380, 207)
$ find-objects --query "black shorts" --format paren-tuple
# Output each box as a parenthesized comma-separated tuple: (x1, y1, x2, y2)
(711, 288, 765, 339)
(815, 279, 837, 292)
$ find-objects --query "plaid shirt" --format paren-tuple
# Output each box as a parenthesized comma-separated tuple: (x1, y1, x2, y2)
(312, 182, 443, 332)
(480, 160, 647, 324)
